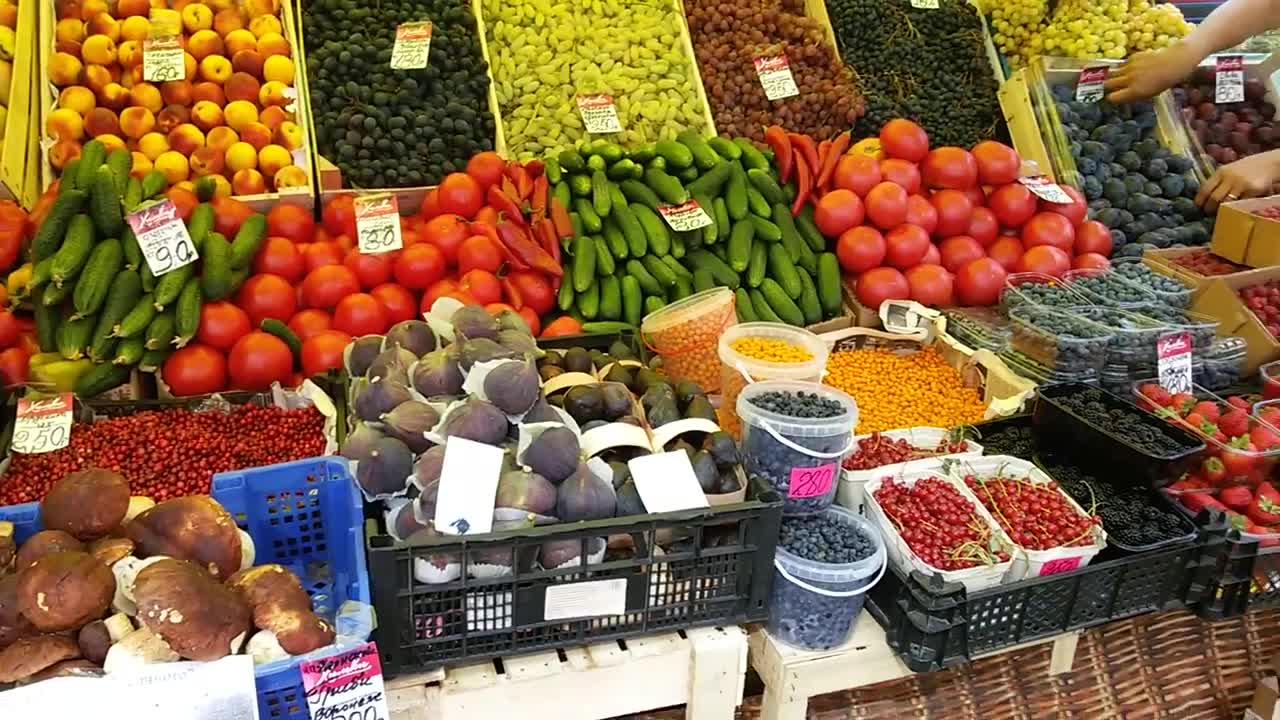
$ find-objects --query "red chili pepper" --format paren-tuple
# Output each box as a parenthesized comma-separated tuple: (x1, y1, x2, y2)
(501, 276, 525, 310)
(501, 176, 521, 203)
(763, 126, 793, 184)
(523, 159, 545, 179)
(496, 220, 563, 277)
(818, 132, 851, 191)
(512, 166, 534, 201)
(474, 222, 529, 270)
(791, 155, 812, 217)
(788, 133, 819, 179)
(531, 175, 549, 217)
(486, 185, 526, 227)
(540, 218, 561, 267)
(816, 139, 831, 186)
(549, 197, 574, 239)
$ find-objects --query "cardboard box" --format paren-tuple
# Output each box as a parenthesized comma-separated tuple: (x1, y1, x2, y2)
(1210, 197, 1280, 267)
(1190, 265, 1280, 373)
(1243, 653, 1280, 720)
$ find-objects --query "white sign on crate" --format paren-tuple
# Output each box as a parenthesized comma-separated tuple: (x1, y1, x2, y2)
(577, 94, 623, 134)
(12, 393, 73, 454)
(1215, 55, 1245, 103)
(142, 35, 184, 82)
(390, 21, 432, 69)
(1158, 331, 1194, 394)
(127, 199, 198, 277)
(753, 54, 799, 101)
(434, 437, 503, 535)
(355, 193, 403, 254)
(1075, 66, 1109, 103)
(301, 642, 390, 720)
(657, 199, 713, 232)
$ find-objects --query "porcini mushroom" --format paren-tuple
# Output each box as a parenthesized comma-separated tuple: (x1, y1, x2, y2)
(16, 551, 115, 632)
(0, 574, 31, 650)
(103, 627, 179, 674)
(246, 630, 289, 665)
(0, 522, 14, 574)
(227, 563, 334, 655)
(0, 634, 80, 683)
(227, 564, 310, 612)
(89, 538, 135, 567)
(78, 613, 132, 665)
(29, 659, 102, 682)
(15, 530, 83, 571)
(110, 555, 168, 616)
(123, 497, 155, 525)
(126, 497, 242, 581)
(132, 559, 251, 661)
(42, 468, 131, 541)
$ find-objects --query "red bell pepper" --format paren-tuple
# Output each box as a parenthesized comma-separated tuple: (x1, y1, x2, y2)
(496, 220, 562, 277)
(473, 222, 528, 271)
(523, 159, 545, 179)
(788, 133, 819, 180)
(763, 126, 793, 184)
(501, 276, 525, 310)
(791, 155, 812, 217)
(486, 185, 526, 227)
(531, 175, 549, 217)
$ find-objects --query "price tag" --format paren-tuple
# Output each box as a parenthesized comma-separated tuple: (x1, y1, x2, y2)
(142, 35, 184, 82)
(434, 437, 503, 535)
(657, 200, 713, 232)
(628, 451, 710, 513)
(127, 200, 198, 277)
(390, 21, 432, 70)
(1158, 331, 1194, 394)
(544, 578, 627, 620)
(13, 393, 73, 454)
(576, 94, 623, 134)
(1075, 66, 1109, 103)
(1216, 55, 1245, 103)
(1039, 556, 1082, 576)
(301, 643, 390, 720)
(355, 193, 403, 254)
(1018, 175, 1074, 204)
(753, 54, 799, 101)
(910, 0, 939, 8)
(788, 463, 836, 499)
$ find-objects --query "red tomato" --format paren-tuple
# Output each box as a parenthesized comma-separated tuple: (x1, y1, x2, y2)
(343, 247, 394, 290)
(1073, 252, 1112, 270)
(301, 264, 361, 310)
(254, 236, 306, 283)
(971, 141, 1021, 186)
(1021, 212, 1076, 252)
(1075, 220, 1114, 256)
(457, 235, 504, 275)
(921, 244, 941, 265)
(196, 301, 251, 352)
(967, 207, 1000, 246)
(474, 207, 500, 227)
(166, 187, 199, 223)
(836, 226, 886, 273)
(162, 344, 227, 396)
(954, 258, 1008, 305)
(906, 264, 955, 306)
(865, 182, 908, 230)
(987, 237, 1024, 271)
(236, 273, 298, 326)
(287, 309, 333, 341)
(879, 159, 921, 194)
(1040, 185, 1087, 226)
(922, 147, 978, 190)
(422, 279, 461, 313)
(0, 345, 25, 387)
(266, 203, 316, 243)
(988, 184, 1039, 228)
(212, 196, 255, 237)
(813, 190, 865, 237)
(541, 315, 583, 338)
(507, 270, 555, 315)
(1017, 245, 1072, 278)
(962, 186, 986, 210)
(884, 224, 931, 269)
(370, 283, 418, 325)
(418, 189, 442, 221)
(303, 242, 343, 271)
(228, 331, 294, 391)
(939, 235, 986, 273)
(333, 293, 390, 336)
(879, 119, 929, 163)
(905, 195, 938, 235)
(460, 269, 502, 305)
(518, 307, 541, 336)
(0, 311, 19, 349)
(855, 267, 911, 309)
(437, 172, 484, 219)
(394, 243, 447, 290)
(420, 215, 469, 266)
(466, 152, 507, 190)
(931, 189, 973, 238)
(332, 234, 355, 255)
(301, 330, 353, 377)
(833, 154, 882, 197)
(322, 194, 357, 238)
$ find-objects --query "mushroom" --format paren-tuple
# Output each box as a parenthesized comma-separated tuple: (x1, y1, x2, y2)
(245, 630, 289, 665)
(0, 521, 14, 574)
(126, 497, 243, 581)
(16, 551, 115, 632)
(78, 613, 132, 665)
(132, 559, 251, 661)
(227, 565, 310, 612)
(15, 530, 83, 571)
(29, 659, 102, 682)
(227, 564, 333, 655)
(89, 538, 135, 567)
(123, 497, 155, 524)
(0, 634, 81, 683)
(110, 555, 168, 616)
(0, 574, 31, 650)
(42, 468, 131, 541)
(103, 627, 178, 674)
(238, 530, 255, 571)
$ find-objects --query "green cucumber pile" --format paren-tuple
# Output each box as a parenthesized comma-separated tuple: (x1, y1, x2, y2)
(551, 132, 844, 327)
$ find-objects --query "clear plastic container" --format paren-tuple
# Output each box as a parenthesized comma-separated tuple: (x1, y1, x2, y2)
(640, 287, 736, 393)
(1000, 348, 1100, 386)
(1130, 304, 1220, 350)
(1000, 272, 1092, 311)
(737, 380, 858, 516)
(1198, 355, 1244, 391)
(1262, 360, 1280, 400)
(1110, 257, 1195, 308)
(1070, 305, 1170, 362)
(718, 323, 829, 439)
(1063, 268, 1161, 308)
(766, 506, 886, 651)
(1009, 305, 1114, 373)
(943, 307, 1011, 352)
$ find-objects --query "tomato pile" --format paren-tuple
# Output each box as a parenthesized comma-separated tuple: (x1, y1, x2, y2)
(842, 432, 970, 471)
(1237, 279, 1280, 340)
(873, 475, 1009, 571)
(962, 473, 1098, 551)
(1139, 384, 1280, 489)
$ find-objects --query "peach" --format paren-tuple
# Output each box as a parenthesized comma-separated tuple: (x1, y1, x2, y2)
(83, 107, 120, 136)
(50, 140, 83, 170)
(160, 80, 192, 106)
(55, 18, 86, 44)
(156, 103, 190, 133)
(85, 14, 119, 42)
(231, 168, 265, 196)
(230, 49, 263, 79)
(209, 174, 233, 198)
(148, 6, 181, 34)
(96, 134, 126, 153)
(120, 15, 149, 41)
(274, 120, 302, 151)
(55, 0, 83, 19)
(58, 86, 96, 115)
(258, 80, 289, 108)
(224, 29, 256, 56)
(187, 29, 224, 60)
(257, 144, 290, 177)
(166, 123, 205, 155)
(190, 146, 225, 177)
(49, 52, 85, 87)
(243, 0, 276, 18)
(213, 8, 244, 35)
(116, 0, 150, 17)
(155, 150, 190, 183)
(181, 3, 213, 33)
(184, 52, 198, 79)
(83, 63, 112, 92)
(225, 141, 256, 172)
(138, 131, 169, 160)
(47, 108, 86, 141)
(78, 0, 107, 21)
(55, 40, 84, 57)
(240, 121, 271, 150)
(199, 54, 232, 84)
(130, 151, 153, 177)
(129, 82, 162, 113)
(191, 81, 224, 105)
(206, 125, 238, 154)
(117, 40, 142, 68)
(120, 106, 155, 139)
(0, 4, 14, 29)
(97, 82, 130, 111)
(263, 56, 293, 86)
(206, 0, 234, 13)
(122, 65, 145, 88)
(223, 72, 259, 103)
(191, 100, 224, 131)
(256, 32, 289, 60)
(273, 165, 307, 190)
(171, 0, 195, 12)
(223, 99, 257, 131)
(248, 14, 280, 38)
(258, 105, 286, 131)
(81, 34, 117, 65)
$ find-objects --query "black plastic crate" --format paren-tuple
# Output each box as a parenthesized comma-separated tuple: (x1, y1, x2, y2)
(367, 476, 783, 676)
(1172, 507, 1280, 619)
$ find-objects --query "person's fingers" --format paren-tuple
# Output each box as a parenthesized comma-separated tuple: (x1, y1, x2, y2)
(1105, 87, 1139, 104)
(1207, 178, 1240, 212)
(1196, 173, 1223, 208)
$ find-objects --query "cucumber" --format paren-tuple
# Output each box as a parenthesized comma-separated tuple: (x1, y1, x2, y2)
(569, 174, 593, 197)
(113, 337, 146, 366)
(572, 235, 596, 292)
(113, 293, 157, 338)
(72, 237, 123, 320)
(734, 138, 771, 171)
(140, 348, 172, 371)
(670, 274, 693, 302)
(621, 275, 643, 327)
(576, 282, 599, 320)
(654, 140, 694, 169)
(89, 165, 124, 238)
(32, 189, 86, 261)
(152, 264, 194, 310)
(692, 268, 715, 292)
(735, 288, 757, 323)
(602, 221, 629, 260)
(688, 250, 740, 290)
(612, 203, 647, 258)
(200, 232, 233, 300)
(599, 275, 621, 321)
(544, 156, 562, 184)
(574, 198, 602, 233)
(727, 219, 755, 273)
(173, 277, 202, 347)
(713, 198, 730, 242)
(122, 227, 142, 271)
(557, 276, 575, 311)
(50, 214, 96, 287)
(748, 215, 782, 242)
(749, 288, 782, 323)
(643, 295, 666, 314)
(140, 170, 167, 199)
(796, 205, 828, 252)
(57, 316, 95, 360)
(769, 243, 803, 298)
(77, 140, 105, 189)
(761, 279, 804, 326)
(74, 363, 132, 398)
(123, 177, 143, 211)
(747, 169, 786, 205)
(107, 148, 132, 196)
(558, 149, 586, 173)
(33, 293, 59, 352)
(144, 310, 176, 350)
(619, 179, 661, 210)
(708, 137, 742, 162)
(642, 167, 687, 205)
(660, 254, 692, 280)
(817, 253, 843, 316)
(773, 203, 804, 262)
(62, 159, 82, 191)
(593, 236, 615, 276)
(725, 163, 749, 220)
(88, 270, 141, 362)
(641, 255, 677, 289)
(746, 187, 772, 218)
(796, 268, 823, 325)
(261, 318, 302, 361)
(591, 170, 612, 217)
(229, 212, 266, 268)
(747, 240, 768, 288)
(625, 259, 662, 296)
(631, 204, 670, 256)
(677, 130, 719, 171)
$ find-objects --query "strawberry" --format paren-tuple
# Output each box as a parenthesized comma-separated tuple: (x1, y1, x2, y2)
(1247, 495, 1280, 525)
(1220, 485, 1254, 511)
(1202, 457, 1226, 485)
(1185, 411, 1206, 428)
(1257, 481, 1280, 504)
(1139, 383, 1172, 408)
(1181, 492, 1226, 513)
(1251, 424, 1280, 450)
(1228, 396, 1252, 411)
(1223, 443, 1259, 476)
(1261, 407, 1280, 426)
(1191, 401, 1221, 423)
(1219, 409, 1250, 439)
(1172, 393, 1197, 414)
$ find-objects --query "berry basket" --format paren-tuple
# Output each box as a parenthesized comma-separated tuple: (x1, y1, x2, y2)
(1009, 304, 1114, 373)
(1130, 304, 1221, 350)
(0, 457, 369, 720)
(837, 427, 984, 513)
(1000, 272, 1093, 311)
(1111, 257, 1195, 308)
(1070, 305, 1172, 363)
(1064, 267, 1163, 309)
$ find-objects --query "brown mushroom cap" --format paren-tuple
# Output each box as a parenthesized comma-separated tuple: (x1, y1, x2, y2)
(133, 559, 251, 662)
(15, 530, 84, 571)
(0, 536, 13, 575)
(227, 564, 311, 617)
(257, 603, 336, 655)
(89, 538, 135, 568)
(43, 468, 131, 541)
(126, 497, 243, 581)
(0, 574, 32, 650)
(0, 634, 80, 683)
(16, 551, 115, 632)
(78, 620, 113, 665)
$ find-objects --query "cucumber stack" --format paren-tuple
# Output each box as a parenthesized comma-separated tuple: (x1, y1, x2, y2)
(549, 132, 844, 328)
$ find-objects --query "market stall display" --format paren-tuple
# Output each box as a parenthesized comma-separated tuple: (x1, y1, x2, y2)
(989, 0, 1191, 69)
(1173, 57, 1278, 170)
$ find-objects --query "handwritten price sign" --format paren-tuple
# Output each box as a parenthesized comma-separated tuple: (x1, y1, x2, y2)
(301, 643, 389, 720)
(753, 54, 798, 101)
(657, 200, 713, 232)
(1018, 175, 1074, 204)
(355, 194, 403, 254)
(390, 21, 432, 70)
(788, 463, 836, 499)
(576, 94, 623, 134)
(1215, 54, 1245, 103)
(13, 393, 73, 454)
(1075, 66, 1108, 103)
(1158, 331, 1194, 394)
(127, 200, 198, 277)
(142, 35, 184, 82)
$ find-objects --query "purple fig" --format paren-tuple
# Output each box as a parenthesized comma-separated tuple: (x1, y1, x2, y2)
(495, 310, 531, 334)
(344, 335, 385, 377)
(556, 462, 616, 522)
(459, 338, 519, 371)
(523, 426, 579, 484)
(368, 347, 417, 383)
(540, 537, 605, 569)
(497, 328, 541, 360)
(340, 422, 384, 461)
(495, 469, 557, 516)
(385, 320, 437, 357)
(451, 305, 500, 341)
(484, 360, 540, 415)
(381, 400, 440, 454)
(524, 398, 560, 424)
(353, 378, 413, 422)
(440, 399, 508, 445)
(412, 445, 446, 499)
(412, 349, 464, 398)
(355, 437, 413, 498)
(389, 501, 426, 541)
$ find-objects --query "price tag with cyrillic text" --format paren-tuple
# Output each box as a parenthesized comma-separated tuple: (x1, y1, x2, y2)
(128, 200, 198, 277)
(13, 393, 72, 454)
(754, 54, 799, 101)
(658, 200, 713, 232)
(1018, 175, 1074, 204)
(1216, 55, 1245, 103)
(355, 194, 403, 254)
(390, 22, 432, 69)
(142, 35, 184, 82)
(301, 643, 390, 720)
(577, 94, 623, 134)
(1076, 66, 1108, 103)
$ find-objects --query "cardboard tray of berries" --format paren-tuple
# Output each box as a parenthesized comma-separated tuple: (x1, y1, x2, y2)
(837, 426, 984, 513)
(1189, 265, 1280, 373)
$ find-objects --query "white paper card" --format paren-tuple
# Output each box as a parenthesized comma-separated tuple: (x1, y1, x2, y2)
(658, 200, 714, 232)
(1216, 55, 1245, 103)
(629, 451, 710, 513)
(390, 22, 432, 69)
(12, 392, 72, 454)
(1018, 175, 1073, 204)
(142, 35, 184, 82)
(128, 200, 199, 277)
(911, 0, 939, 8)
(355, 194, 404, 254)
(435, 437, 504, 535)
(544, 578, 627, 620)
(753, 54, 799, 101)
(1075, 66, 1108, 103)
(577, 94, 623, 134)
(1157, 331, 1193, 394)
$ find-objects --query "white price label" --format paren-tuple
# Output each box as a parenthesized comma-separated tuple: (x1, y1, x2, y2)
(434, 437, 503, 535)
(753, 54, 799, 101)
(544, 579, 627, 621)
(1158, 331, 1194, 394)
(628, 451, 710, 514)
(13, 393, 73, 454)
(1215, 55, 1245, 103)
(390, 21, 432, 70)
(355, 194, 403, 254)
(576, 94, 622, 134)
(127, 200, 198, 277)
(1018, 175, 1074, 204)
(910, 0, 939, 8)
(301, 643, 390, 720)
(657, 200, 713, 232)
(1075, 66, 1108, 103)
(142, 35, 184, 82)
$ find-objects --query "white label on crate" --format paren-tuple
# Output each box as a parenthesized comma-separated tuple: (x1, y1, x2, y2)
(1216, 55, 1245, 103)
(576, 94, 623, 134)
(657, 200, 713, 232)
(1158, 331, 1194, 394)
(1018, 175, 1074, 204)
(544, 579, 628, 620)
(301, 642, 390, 720)
(434, 437, 503, 535)
(127, 199, 199, 277)
(629, 451, 709, 513)
(1075, 66, 1109, 103)
(12, 393, 72, 454)
(142, 35, 184, 82)
(753, 54, 799, 101)
(355, 193, 403, 254)
(390, 21, 432, 69)
(910, 0, 939, 8)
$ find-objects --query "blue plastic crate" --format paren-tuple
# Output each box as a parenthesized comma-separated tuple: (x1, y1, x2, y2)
(0, 457, 369, 720)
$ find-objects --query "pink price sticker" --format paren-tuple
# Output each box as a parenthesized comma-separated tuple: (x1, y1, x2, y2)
(1038, 556, 1082, 577)
(1216, 54, 1245, 103)
(788, 463, 836, 499)
(300, 642, 390, 720)
(1075, 66, 1108, 103)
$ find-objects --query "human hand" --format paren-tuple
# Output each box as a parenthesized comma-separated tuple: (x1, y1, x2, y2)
(1104, 45, 1201, 103)
(1196, 151, 1280, 212)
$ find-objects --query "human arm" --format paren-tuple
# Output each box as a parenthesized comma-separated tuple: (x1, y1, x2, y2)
(1196, 148, 1280, 211)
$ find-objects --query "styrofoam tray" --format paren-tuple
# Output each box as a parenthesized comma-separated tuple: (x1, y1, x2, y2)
(837, 427, 984, 513)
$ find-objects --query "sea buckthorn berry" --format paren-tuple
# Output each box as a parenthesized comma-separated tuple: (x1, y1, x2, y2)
(824, 347, 986, 433)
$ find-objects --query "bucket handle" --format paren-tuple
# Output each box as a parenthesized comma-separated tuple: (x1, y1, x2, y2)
(774, 551, 887, 598)
(759, 418, 855, 460)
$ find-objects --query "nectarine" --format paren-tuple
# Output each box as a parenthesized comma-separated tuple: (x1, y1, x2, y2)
(83, 106, 120, 137)
(155, 150, 190, 183)
(231, 168, 265, 195)
(47, 108, 86, 141)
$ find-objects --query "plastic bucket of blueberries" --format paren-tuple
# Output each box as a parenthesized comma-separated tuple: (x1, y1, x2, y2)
(736, 380, 858, 515)
(766, 505, 886, 651)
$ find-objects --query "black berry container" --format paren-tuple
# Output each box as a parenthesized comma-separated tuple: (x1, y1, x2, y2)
(737, 380, 858, 516)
